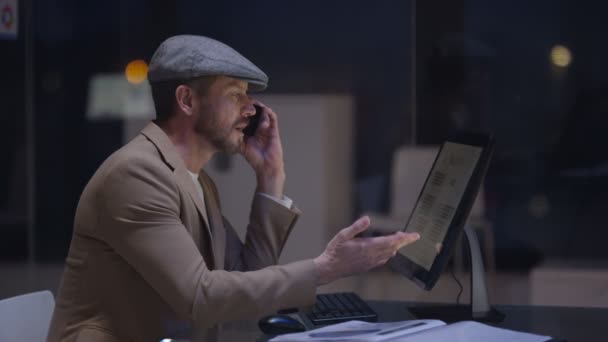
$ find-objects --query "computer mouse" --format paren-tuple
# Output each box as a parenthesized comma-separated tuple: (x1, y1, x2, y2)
(258, 314, 307, 335)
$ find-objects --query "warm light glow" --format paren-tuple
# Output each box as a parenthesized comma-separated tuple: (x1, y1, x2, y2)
(550, 45, 572, 67)
(125, 59, 148, 84)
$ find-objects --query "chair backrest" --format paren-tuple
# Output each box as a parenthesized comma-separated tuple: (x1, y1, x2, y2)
(390, 145, 485, 219)
(0, 290, 55, 342)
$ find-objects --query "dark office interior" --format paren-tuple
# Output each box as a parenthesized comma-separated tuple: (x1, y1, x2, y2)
(1, 0, 608, 340)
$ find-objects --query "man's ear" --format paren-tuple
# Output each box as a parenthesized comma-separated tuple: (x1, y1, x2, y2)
(175, 84, 194, 116)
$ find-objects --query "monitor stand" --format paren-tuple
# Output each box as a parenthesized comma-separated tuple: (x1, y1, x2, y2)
(408, 225, 505, 323)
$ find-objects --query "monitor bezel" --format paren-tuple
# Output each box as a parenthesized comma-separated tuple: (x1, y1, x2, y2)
(388, 131, 495, 291)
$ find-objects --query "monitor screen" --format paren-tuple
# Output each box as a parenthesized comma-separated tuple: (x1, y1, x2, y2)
(388, 132, 493, 290)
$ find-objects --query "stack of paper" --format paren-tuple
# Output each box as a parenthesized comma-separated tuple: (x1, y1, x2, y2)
(269, 319, 552, 342)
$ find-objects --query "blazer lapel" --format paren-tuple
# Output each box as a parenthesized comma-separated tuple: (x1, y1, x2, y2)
(140, 122, 216, 266)
(199, 172, 226, 270)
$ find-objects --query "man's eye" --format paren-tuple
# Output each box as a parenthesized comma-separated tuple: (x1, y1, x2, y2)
(232, 93, 248, 102)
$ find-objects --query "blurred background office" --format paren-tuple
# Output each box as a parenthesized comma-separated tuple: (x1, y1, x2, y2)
(2, 0, 608, 309)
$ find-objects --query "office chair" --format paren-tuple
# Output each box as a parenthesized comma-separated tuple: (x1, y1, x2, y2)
(0, 290, 55, 342)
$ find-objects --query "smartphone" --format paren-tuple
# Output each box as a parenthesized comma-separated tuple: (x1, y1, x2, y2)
(243, 104, 263, 137)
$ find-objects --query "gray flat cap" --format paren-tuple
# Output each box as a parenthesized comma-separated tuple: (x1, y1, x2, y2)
(148, 35, 268, 91)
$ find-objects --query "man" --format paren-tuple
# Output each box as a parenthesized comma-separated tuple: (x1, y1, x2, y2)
(46, 35, 420, 342)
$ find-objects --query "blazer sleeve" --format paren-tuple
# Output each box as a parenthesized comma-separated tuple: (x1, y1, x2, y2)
(222, 195, 299, 271)
(200, 172, 301, 272)
(97, 156, 317, 328)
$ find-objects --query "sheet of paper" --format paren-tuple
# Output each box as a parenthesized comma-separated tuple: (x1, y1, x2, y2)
(396, 321, 550, 342)
(269, 319, 445, 342)
(270, 320, 551, 342)
(398, 142, 482, 270)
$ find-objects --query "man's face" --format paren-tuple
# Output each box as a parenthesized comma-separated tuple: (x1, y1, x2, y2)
(192, 76, 255, 154)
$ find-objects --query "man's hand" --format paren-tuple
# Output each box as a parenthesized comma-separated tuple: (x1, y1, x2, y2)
(313, 216, 420, 285)
(239, 102, 285, 198)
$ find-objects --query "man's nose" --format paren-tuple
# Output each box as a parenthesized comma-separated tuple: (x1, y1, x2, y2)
(243, 101, 256, 117)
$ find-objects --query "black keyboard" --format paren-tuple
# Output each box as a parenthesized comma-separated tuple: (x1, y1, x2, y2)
(306, 292, 378, 326)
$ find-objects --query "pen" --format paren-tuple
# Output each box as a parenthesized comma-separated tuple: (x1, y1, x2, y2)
(308, 322, 427, 339)
(309, 328, 381, 338)
(377, 322, 427, 335)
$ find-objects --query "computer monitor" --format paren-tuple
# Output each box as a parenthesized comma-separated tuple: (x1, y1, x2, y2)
(388, 132, 494, 291)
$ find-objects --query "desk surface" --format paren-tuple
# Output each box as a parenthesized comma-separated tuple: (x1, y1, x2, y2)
(205, 300, 608, 341)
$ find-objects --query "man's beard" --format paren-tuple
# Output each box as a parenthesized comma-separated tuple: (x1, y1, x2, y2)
(194, 108, 242, 154)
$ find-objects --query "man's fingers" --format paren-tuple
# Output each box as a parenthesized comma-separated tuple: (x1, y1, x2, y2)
(435, 243, 443, 255)
(396, 232, 421, 249)
(340, 216, 371, 240)
(364, 231, 420, 252)
(367, 232, 421, 266)
(250, 100, 276, 130)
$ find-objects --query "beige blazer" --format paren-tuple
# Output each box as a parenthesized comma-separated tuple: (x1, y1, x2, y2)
(46, 122, 317, 342)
